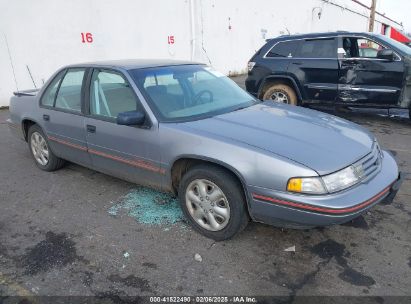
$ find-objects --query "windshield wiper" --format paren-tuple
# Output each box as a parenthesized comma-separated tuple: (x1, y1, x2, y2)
(233, 106, 249, 112)
(233, 99, 260, 112)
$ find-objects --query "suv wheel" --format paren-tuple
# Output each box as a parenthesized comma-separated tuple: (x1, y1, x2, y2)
(262, 84, 297, 105)
(178, 165, 249, 241)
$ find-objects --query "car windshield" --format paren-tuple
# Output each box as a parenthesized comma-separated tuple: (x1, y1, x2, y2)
(377, 34, 411, 56)
(130, 65, 257, 122)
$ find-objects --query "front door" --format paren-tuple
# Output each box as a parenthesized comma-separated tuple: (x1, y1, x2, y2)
(39, 68, 91, 167)
(84, 68, 163, 189)
(337, 36, 405, 105)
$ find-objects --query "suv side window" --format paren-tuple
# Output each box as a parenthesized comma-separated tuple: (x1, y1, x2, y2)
(342, 37, 384, 58)
(55, 68, 85, 112)
(90, 69, 142, 118)
(296, 38, 336, 58)
(266, 40, 300, 58)
(40, 70, 66, 107)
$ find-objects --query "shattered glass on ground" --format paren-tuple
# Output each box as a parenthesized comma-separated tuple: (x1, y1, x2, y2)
(108, 187, 184, 225)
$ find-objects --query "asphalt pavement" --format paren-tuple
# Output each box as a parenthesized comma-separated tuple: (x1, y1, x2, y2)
(0, 76, 410, 300)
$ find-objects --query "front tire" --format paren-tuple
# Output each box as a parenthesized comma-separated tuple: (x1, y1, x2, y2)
(28, 125, 65, 171)
(178, 165, 249, 241)
(262, 83, 298, 105)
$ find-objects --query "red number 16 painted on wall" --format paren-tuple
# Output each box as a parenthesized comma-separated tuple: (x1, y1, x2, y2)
(81, 33, 93, 43)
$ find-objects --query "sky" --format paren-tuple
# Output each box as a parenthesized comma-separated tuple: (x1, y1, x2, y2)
(372, 0, 411, 34)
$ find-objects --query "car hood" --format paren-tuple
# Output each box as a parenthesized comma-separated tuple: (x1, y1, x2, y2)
(180, 102, 374, 175)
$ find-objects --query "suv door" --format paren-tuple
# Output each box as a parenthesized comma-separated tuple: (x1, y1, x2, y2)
(287, 38, 339, 102)
(84, 68, 163, 188)
(337, 36, 404, 105)
(39, 68, 91, 167)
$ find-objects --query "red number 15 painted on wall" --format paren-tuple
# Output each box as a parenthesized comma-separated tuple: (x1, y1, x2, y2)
(168, 35, 175, 44)
(81, 33, 93, 43)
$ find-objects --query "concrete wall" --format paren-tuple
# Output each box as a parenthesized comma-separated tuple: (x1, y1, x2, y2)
(0, 0, 402, 107)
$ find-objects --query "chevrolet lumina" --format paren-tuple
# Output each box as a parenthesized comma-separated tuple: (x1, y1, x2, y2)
(7, 60, 403, 240)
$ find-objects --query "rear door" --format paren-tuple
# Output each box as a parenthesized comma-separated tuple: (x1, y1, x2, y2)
(337, 36, 404, 105)
(288, 38, 339, 102)
(263, 39, 301, 71)
(39, 68, 91, 167)
(254, 39, 301, 95)
(84, 68, 163, 189)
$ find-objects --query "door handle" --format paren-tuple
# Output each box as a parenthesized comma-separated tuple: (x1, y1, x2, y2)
(86, 125, 96, 133)
(43, 114, 50, 121)
(292, 62, 303, 65)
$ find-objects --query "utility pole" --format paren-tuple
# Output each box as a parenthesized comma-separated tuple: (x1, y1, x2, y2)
(368, 0, 377, 32)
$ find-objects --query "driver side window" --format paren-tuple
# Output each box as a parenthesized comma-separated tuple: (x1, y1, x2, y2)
(342, 37, 385, 58)
(356, 38, 384, 58)
(90, 70, 141, 118)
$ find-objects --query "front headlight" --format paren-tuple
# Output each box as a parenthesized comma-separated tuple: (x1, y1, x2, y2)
(287, 177, 327, 194)
(287, 166, 360, 195)
(322, 166, 359, 193)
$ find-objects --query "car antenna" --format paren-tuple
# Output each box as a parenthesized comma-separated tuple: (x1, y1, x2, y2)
(26, 65, 37, 89)
(4, 33, 19, 92)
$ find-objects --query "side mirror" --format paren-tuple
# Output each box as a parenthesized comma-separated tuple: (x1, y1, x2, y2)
(377, 49, 395, 61)
(117, 110, 145, 126)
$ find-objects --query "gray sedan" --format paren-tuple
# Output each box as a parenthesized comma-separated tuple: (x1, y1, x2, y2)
(7, 60, 403, 240)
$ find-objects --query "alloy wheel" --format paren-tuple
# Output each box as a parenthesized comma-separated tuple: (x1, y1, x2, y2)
(185, 179, 230, 231)
(270, 91, 289, 103)
(30, 132, 49, 166)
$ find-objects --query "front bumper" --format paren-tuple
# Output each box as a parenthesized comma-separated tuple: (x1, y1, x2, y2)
(248, 151, 402, 229)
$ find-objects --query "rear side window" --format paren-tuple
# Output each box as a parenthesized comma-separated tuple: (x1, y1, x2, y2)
(266, 40, 300, 58)
(55, 68, 85, 112)
(40, 70, 65, 107)
(296, 39, 336, 58)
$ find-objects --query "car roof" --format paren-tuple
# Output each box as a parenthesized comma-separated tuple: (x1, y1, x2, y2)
(66, 59, 204, 70)
(269, 31, 377, 41)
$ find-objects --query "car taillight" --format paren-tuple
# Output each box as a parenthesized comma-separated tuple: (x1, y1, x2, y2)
(247, 61, 256, 72)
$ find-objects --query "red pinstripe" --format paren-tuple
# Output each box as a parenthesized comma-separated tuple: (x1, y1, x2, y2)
(88, 149, 165, 174)
(252, 185, 392, 215)
(48, 136, 88, 151)
(47, 136, 165, 174)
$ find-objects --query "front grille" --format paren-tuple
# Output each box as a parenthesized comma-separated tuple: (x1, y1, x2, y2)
(354, 142, 383, 181)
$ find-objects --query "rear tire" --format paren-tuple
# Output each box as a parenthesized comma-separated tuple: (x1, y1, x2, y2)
(262, 83, 298, 105)
(178, 165, 249, 241)
(28, 125, 65, 171)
